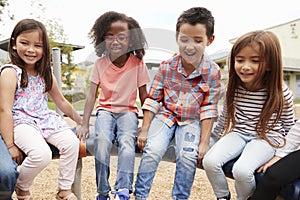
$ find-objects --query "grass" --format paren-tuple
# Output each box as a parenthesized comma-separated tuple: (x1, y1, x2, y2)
(294, 99, 300, 104)
(48, 100, 88, 111)
(48, 101, 56, 110)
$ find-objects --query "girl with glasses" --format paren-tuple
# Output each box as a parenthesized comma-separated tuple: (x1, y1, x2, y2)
(77, 11, 151, 200)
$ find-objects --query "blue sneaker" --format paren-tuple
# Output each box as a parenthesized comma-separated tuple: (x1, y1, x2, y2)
(96, 194, 111, 200)
(112, 188, 130, 200)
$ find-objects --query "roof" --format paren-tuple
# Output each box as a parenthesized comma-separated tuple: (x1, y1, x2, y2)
(0, 39, 9, 51)
(83, 47, 175, 66)
(0, 38, 84, 52)
(209, 49, 230, 62)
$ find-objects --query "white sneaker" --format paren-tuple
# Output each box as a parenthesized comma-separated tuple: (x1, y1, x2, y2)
(112, 189, 130, 200)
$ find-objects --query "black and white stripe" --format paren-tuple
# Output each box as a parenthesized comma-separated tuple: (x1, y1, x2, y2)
(213, 85, 295, 147)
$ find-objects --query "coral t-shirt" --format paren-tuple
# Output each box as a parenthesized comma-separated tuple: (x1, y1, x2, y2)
(90, 54, 151, 114)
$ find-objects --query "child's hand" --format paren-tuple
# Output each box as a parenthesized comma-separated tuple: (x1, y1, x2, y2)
(197, 142, 210, 168)
(257, 156, 281, 173)
(137, 127, 148, 152)
(76, 125, 89, 142)
(9, 145, 23, 165)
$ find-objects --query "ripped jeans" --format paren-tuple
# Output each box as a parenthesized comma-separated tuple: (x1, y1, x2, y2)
(134, 117, 201, 200)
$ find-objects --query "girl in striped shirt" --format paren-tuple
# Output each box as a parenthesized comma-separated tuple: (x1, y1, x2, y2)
(202, 30, 295, 200)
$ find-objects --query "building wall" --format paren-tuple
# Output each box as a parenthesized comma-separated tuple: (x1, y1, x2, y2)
(267, 19, 300, 98)
(224, 19, 300, 99)
(268, 19, 300, 59)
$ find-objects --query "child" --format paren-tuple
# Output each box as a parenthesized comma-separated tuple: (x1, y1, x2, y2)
(0, 19, 82, 200)
(76, 11, 151, 200)
(134, 7, 221, 200)
(0, 136, 19, 200)
(252, 119, 300, 199)
(202, 30, 295, 200)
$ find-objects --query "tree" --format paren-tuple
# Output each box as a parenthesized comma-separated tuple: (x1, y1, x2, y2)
(0, 0, 13, 20)
(29, 1, 77, 90)
(46, 19, 76, 90)
(0, 0, 14, 38)
(0, 0, 77, 89)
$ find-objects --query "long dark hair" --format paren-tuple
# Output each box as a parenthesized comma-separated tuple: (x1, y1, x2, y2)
(225, 30, 284, 147)
(8, 18, 52, 92)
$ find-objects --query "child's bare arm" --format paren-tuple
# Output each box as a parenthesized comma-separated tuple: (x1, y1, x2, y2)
(0, 68, 23, 164)
(138, 85, 148, 106)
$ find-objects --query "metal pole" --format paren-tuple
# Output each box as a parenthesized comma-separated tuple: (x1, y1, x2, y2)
(52, 47, 63, 116)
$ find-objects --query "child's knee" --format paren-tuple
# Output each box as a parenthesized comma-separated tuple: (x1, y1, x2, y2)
(202, 154, 217, 170)
(232, 165, 252, 181)
(65, 136, 80, 153)
(28, 147, 52, 168)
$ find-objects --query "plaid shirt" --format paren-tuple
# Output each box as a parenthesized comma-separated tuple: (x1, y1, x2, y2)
(142, 54, 221, 127)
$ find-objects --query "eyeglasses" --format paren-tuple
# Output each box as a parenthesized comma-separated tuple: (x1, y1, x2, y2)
(103, 34, 129, 43)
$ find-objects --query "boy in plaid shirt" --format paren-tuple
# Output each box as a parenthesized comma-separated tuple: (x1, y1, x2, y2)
(134, 7, 221, 200)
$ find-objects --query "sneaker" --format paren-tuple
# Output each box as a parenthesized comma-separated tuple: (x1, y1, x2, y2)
(112, 188, 130, 200)
(217, 192, 231, 200)
(96, 194, 111, 200)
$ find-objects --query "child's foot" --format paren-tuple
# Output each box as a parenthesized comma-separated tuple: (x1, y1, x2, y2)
(56, 190, 77, 200)
(15, 186, 32, 200)
(113, 188, 130, 200)
(96, 194, 111, 200)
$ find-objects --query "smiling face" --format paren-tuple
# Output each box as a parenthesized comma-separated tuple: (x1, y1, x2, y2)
(177, 23, 214, 70)
(13, 29, 44, 69)
(104, 20, 130, 62)
(234, 43, 263, 90)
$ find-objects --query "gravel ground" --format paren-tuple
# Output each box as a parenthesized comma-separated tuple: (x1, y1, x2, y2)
(12, 156, 237, 200)
(11, 117, 237, 199)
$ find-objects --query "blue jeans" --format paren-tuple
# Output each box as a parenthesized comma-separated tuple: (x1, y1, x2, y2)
(202, 132, 275, 200)
(94, 110, 138, 195)
(134, 117, 201, 200)
(0, 135, 19, 200)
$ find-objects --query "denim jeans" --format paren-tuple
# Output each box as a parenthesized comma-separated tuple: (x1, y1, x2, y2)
(202, 132, 275, 200)
(134, 117, 201, 200)
(0, 135, 19, 200)
(94, 110, 138, 195)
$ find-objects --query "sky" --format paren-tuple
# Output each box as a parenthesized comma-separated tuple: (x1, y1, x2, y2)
(1, 0, 300, 63)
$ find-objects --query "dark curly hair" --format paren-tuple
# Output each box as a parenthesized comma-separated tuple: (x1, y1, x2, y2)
(89, 11, 147, 60)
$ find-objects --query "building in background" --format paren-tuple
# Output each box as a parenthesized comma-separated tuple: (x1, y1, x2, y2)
(1, 18, 299, 99)
(211, 18, 300, 99)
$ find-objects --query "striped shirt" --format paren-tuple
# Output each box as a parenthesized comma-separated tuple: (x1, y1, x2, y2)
(142, 54, 221, 127)
(212, 85, 295, 148)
